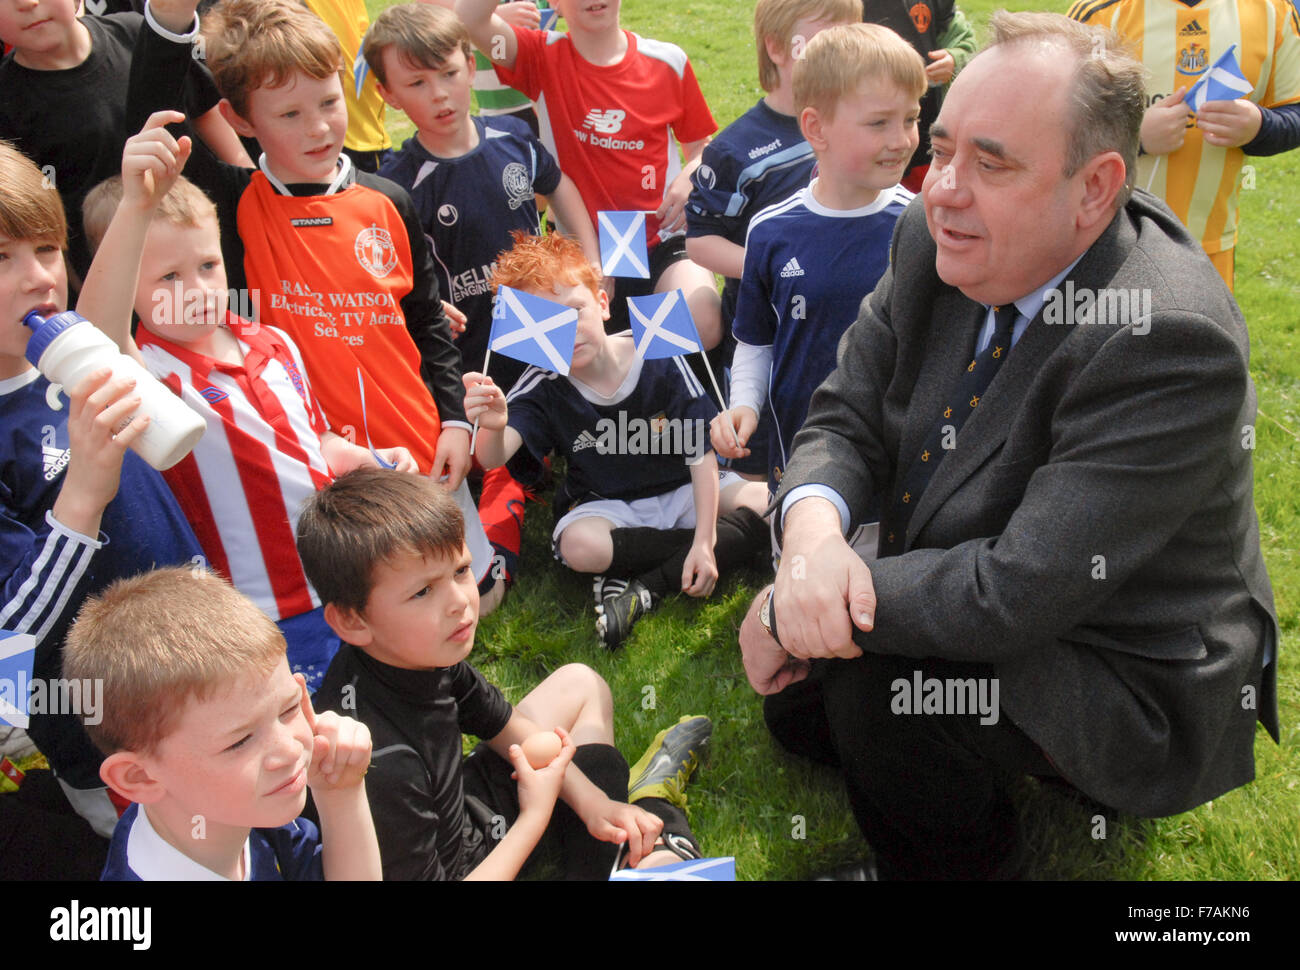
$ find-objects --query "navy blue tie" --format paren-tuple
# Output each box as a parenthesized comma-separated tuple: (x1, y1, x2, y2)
(880, 303, 1020, 556)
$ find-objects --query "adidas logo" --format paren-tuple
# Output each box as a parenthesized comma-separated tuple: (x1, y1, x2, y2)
(1179, 19, 1206, 35)
(572, 430, 601, 452)
(779, 258, 805, 278)
(43, 444, 70, 482)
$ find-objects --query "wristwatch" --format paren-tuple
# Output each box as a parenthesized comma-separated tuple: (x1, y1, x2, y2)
(758, 586, 780, 646)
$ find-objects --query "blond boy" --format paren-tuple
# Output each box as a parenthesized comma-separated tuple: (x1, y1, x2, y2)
(711, 24, 925, 538)
(64, 567, 380, 880)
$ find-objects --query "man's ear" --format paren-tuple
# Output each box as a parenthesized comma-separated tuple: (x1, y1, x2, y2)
(799, 105, 827, 152)
(100, 751, 166, 805)
(1075, 150, 1128, 232)
(597, 287, 610, 320)
(323, 602, 373, 647)
(217, 98, 256, 139)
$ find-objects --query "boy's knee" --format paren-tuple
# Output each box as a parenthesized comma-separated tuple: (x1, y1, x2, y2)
(556, 525, 610, 573)
(553, 663, 612, 706)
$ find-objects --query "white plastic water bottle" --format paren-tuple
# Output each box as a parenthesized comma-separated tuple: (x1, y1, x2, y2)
(24, 310, 205, 471)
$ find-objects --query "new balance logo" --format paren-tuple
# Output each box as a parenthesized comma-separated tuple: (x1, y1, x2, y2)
(779, 258, 805, 278)
(582, 109, 626, 134)
(572, 430, 601, 452)
(42, 445, 70, 482)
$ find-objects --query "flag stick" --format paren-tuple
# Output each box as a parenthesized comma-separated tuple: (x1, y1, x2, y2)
(469, 345, 492, 457)
(1145, 155, 1161, 193)
(697, 351, 742, 450)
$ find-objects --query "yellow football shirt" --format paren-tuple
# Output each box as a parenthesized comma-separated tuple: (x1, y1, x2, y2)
(1069, 0, 1300, 254)
(305, 0, 392, 155)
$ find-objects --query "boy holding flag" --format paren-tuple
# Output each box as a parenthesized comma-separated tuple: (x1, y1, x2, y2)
(465, 233, 765, 649)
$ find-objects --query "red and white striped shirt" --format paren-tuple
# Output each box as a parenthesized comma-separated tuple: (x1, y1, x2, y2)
(138, 316, 332, 620)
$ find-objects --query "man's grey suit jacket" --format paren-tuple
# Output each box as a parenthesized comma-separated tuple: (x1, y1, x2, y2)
(775, 189, 1279, 817)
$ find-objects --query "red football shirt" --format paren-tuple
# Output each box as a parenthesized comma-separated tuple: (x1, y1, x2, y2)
(496, 27, 716, 245)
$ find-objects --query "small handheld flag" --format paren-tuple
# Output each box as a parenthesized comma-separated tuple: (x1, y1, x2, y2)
(488, 286, 579, 375)
(538, 6, 559, 30)
(627, 290, 739, 448)
(626, 289, 702, 360)
(0, 632, 37, 729)
(354, 35, 372, 98)
(1185, 45, 1253, 112)
(599, 210, 651, 279)
(609, 856, 737, 881)
(470, 287, 579, 454)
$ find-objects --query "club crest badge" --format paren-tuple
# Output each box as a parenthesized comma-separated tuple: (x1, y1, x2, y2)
(502, 162, 532, 210)
(355, 225, 398, 278)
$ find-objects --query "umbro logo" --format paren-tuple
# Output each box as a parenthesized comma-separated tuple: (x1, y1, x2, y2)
(582, 109, 626, 134)
(42, 444, 70, 482)
(1179, 19, 1206, 35)
(571, 430, 601, 452)
(779, 258, 805, 278)
(199, 386, 229, 404)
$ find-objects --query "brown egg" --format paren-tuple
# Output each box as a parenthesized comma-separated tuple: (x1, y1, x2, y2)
(521, 731, 563, 769)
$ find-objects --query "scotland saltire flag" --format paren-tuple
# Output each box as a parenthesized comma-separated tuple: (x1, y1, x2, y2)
(627, 289, 702, 360)
(610, 856, 736, 881)
(599, 210, 650, 279)
(0, 632, 36, 729)
(354, 37, 371, 98)
(489, 285, 578, 375)
(1186, 45, 1253, 112)
(539, 6, 559, 30)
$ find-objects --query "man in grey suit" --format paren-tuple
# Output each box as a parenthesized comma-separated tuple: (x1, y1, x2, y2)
(738, 11, 1280, 879)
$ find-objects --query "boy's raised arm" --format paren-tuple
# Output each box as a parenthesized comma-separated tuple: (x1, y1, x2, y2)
(452, 0, 519, 70)
(547, 176, 602, 270)
(77, 112, 194, 367)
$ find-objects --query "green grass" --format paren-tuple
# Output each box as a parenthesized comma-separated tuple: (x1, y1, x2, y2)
(367, 0, 1299, 880)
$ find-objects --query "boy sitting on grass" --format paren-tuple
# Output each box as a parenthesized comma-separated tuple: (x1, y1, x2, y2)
(711, 23, 924, 555)
(79, 111, 417, 691)
(64, 567, 381, 881)
(298, 467, 711, 880)
(464, 233, 768, 650)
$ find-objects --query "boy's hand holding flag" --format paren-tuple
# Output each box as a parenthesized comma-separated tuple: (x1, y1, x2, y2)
(1186, 46, 1262, 148)
(626, 290, 739, 449)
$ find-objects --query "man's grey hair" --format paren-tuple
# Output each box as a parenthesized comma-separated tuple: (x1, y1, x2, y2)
(987, 10, 1147, 208)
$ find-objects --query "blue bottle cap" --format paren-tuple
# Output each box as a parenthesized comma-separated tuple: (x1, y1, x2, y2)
(23, 309, 87, 368)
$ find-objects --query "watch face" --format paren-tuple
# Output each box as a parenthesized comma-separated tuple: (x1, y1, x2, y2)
(760, 590, 772, 629)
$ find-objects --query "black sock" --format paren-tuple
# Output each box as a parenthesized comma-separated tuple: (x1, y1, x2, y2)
(607, 527, 693, 577)
(635, 508, 770, 599)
